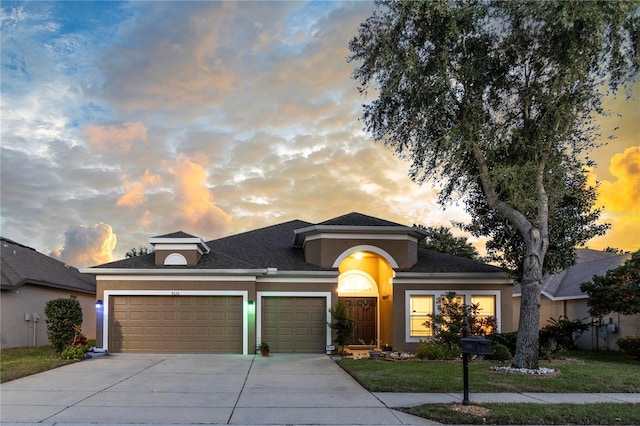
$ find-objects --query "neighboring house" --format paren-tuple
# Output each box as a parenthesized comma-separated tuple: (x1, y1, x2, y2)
(83, 213, 514, 354)
(513, 248, 638, 351)
(1, 237, 97, 348)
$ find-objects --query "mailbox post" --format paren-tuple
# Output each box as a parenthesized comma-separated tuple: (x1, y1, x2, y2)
(460, 318, 491, 405)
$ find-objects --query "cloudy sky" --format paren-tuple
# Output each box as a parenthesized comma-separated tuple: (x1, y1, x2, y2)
(1, 1, 638, 268)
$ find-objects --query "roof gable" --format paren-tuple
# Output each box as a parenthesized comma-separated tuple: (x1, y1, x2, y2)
(318, 212, 405, 227)
(1, 237, 96, 293)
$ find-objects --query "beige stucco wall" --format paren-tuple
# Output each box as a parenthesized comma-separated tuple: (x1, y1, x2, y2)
(304, 238, 417, 268)
(0, 285, 96, 348)
(154, 249, 201, 266)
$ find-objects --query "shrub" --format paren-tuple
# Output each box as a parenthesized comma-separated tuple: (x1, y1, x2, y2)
(328, 299, 354, 352)
(59, 325, 89, 360)
(486, 343, 512, 361)
(490, 332, 518, 355)
(44, 298, 83, 353)
(617, 335, 640, 359)
(60, 343, 88, 360)
(416, 340, 461, 360)
(539, 316, 589, 352)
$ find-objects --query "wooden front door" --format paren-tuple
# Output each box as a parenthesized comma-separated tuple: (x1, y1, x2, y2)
(343, 297, 377, 345)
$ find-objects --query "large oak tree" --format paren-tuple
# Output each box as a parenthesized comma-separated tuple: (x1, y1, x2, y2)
(349, 0, 638, 368)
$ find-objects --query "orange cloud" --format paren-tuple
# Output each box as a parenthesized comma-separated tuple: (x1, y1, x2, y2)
(116, 169, 162, 208)
(169, 157, 231, 234)
(84, 122, 147, 152)
(589, 146, 640, 252)
(138, 210, 156, 230)
(50, 222, 117, 268)
(117, 182, 146, 208)
(599, 146, 640, 211)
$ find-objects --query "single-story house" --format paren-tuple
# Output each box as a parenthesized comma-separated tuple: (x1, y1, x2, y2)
(513, 248, 639, 351)
(83, 213, 514, 354)
(1, 237, 97, 348)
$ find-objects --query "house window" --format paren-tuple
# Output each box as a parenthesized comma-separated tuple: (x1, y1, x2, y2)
(471, 295, 496, 333)
(406, 290, 501, 343)
(409, 295, 434, 338)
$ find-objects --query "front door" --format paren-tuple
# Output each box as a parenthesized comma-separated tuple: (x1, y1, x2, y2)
(343, 297, 377, 345)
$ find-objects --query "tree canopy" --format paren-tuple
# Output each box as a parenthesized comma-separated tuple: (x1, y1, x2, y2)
(125, 246, 153, 258)
(350, 0, 638, 368)
(581, 250, 640, 317)
(416, 225, 480, 260)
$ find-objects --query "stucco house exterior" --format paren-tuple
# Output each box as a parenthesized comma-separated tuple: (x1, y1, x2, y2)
(1, 237, 97, 348)
(83, 213, 514, 354)
(513, 248, 638, 351)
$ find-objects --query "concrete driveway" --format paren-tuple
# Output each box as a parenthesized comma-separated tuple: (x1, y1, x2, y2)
(0, 353, 436, 425)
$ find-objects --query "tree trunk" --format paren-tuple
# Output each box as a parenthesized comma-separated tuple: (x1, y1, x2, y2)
(512, 237, 544, 369)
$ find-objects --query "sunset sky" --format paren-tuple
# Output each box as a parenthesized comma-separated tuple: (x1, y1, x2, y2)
(1, 1, 638, 268)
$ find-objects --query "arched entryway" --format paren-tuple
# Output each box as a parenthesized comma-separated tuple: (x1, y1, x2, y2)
(336, 248, 396, 347)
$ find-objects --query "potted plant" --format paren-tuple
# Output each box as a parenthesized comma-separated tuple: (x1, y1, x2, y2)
(258, 342, 270, 356)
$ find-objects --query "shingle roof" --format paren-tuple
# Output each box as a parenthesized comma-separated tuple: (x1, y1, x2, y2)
(318, 212, 405, 227)
(89, 213, 503, 274)
(406, 249, 504, 273)
(153, 231, 199, 239)
(514, 249, 631, 299)
(1, 237, 96, 294)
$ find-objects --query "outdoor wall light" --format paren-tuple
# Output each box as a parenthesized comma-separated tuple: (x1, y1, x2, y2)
(247, 300, 255, 314)
(95, 300, 103, 309)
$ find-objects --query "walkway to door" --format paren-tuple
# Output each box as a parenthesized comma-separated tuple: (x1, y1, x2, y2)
(0, 353, 436, 425)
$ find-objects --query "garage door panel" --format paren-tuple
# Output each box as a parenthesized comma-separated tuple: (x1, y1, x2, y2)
(110, 296, 242, 353)
(261, 297, 326, 353)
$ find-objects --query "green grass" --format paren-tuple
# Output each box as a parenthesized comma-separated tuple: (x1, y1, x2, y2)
(337, 351, 640, 392)
(0, 346, 75, 383)
(402, 403, 640, 425)
(339, 351, 640, 424)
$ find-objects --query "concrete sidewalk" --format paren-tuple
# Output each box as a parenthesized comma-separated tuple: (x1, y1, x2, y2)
(0, 353, 437, 425)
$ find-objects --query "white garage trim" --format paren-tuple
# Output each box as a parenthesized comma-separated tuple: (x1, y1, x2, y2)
(256, 291, 332, 350)
(102, 290, 249, 354)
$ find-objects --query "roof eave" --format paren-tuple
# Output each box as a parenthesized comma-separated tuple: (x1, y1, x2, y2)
(81, 268, 276, 276)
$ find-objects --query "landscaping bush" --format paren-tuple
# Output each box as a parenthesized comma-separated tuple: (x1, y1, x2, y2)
(44, 298, 83, 353)
(539, 316, 589, 352)
(416, 340, 461, 360)
(617, 335, 640, 359)
(486, 343, 512, 361)
(328, 299, 354, 354)
(490, 332, 518, 355)
(59, 325, 89, 360)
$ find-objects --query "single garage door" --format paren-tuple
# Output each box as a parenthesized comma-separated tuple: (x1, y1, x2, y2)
(110, 295, 242, 353)
(261, 297, 326, 353)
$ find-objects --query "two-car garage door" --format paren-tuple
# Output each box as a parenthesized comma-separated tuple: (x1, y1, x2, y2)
(109, 295, 242, 353)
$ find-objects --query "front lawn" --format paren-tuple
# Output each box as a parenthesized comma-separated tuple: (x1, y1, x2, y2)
(338, 351, 640, 424)
(337, 350, 640, 393)
(403, 402, 640, 425)
(0, 346, 75, 383)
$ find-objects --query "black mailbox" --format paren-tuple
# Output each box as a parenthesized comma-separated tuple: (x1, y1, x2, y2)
(460, 336, 491, 355)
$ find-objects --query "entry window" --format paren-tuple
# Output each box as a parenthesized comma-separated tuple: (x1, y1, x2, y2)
(409, 295, 434, 337)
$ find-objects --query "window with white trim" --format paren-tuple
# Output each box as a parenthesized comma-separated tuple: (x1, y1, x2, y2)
(405, 290, 500, 342)
(408, 294, 434, 338)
